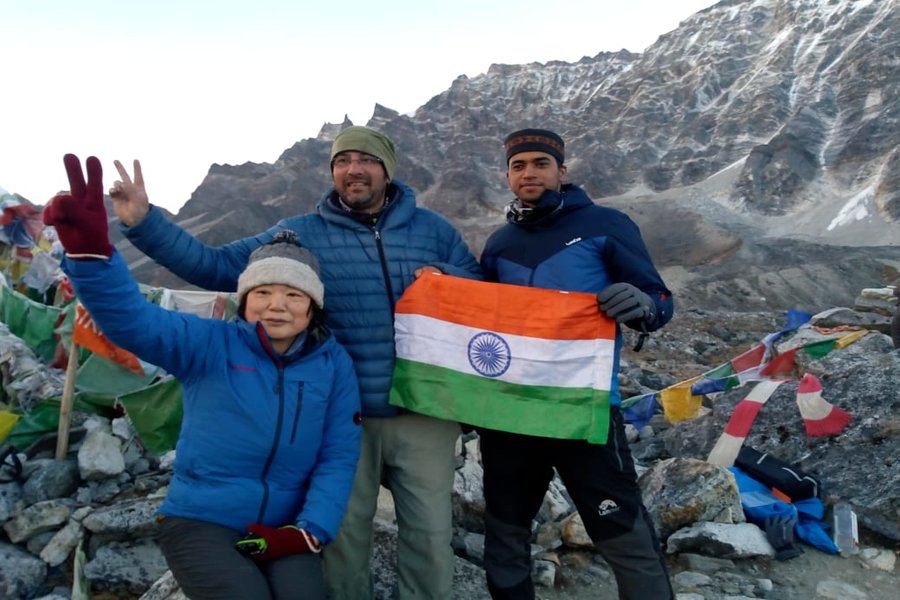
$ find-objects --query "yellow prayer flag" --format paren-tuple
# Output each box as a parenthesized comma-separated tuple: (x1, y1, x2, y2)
(660, 376, 703, 423)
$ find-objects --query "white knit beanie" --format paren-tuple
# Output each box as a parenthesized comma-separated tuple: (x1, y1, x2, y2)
(236, 231, 325, 309)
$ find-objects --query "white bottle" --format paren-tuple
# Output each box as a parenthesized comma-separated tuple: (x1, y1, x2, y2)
(832, 502, 859, 556)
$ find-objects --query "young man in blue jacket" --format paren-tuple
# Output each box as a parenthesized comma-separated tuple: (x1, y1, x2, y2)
(479, 129, 675, 599)
(109, 127, 482, 599)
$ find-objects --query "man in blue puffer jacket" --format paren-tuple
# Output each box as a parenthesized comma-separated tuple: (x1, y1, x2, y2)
(109, 126, 482, 599)
(479, 129, 675, 599)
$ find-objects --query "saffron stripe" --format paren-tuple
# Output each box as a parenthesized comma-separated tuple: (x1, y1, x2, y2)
(395, 273, 614, 341)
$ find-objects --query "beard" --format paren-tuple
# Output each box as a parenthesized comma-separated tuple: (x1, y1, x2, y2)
(337, 176, 387, 213)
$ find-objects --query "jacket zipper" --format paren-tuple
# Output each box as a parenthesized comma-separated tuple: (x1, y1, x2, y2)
(373, 229, 396, 309)
(290, 382, 304, 443)
(255, 366, 285, 523)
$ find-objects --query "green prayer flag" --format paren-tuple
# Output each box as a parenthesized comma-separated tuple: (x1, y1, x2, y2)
(116, 377, 183, 455)
(801, 338, 838, 360)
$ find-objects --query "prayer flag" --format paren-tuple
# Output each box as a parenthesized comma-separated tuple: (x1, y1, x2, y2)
(799, 339, 838, 360)
(730, 344, 767, 373)
(707, 379, 785, 467)
(700, 361, 741, 390)
(834, 330, 868, 349)
(72, 303, 144, 376)
(622, 393, 658, 430)
(795, 374, 851, 437)
(659, 377, 703, 423)
(759, 348, 798, 377)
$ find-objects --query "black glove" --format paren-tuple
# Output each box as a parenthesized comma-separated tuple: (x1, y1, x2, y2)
(764, 514, 802, 561)
(597, 283, 655, 327)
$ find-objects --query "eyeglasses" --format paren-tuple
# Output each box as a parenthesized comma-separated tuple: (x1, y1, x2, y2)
(331, 154, 383, 169)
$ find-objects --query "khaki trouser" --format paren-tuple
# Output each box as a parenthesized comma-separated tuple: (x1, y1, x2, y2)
(323, 413, 461, 600)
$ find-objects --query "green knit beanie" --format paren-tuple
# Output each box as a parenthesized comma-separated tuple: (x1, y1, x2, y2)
(330, 126, 397, 180)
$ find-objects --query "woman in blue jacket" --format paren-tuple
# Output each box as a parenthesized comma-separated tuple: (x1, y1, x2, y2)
(44, 154, 362, 600)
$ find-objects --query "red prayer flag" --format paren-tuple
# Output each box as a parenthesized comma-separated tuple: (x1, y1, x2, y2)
(72, 304, 144, 376)
(730, 344, 766, 373)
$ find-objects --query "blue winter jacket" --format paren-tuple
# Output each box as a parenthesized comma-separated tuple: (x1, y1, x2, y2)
(481, 184, 674, 407)
(63, 251, 362, 544)
(121, 180, 482, 416)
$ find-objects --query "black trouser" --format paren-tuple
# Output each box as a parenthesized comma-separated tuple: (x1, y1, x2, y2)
(480, 408, 673, 600)
(157, 516, 325, 600)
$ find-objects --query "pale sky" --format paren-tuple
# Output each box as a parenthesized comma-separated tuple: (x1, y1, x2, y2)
(1, 0, 715, 212)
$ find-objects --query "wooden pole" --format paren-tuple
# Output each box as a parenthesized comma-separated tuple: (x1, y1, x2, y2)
(55, 342, 79, 459)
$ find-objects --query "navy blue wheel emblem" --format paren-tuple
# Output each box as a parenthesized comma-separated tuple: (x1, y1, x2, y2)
(467, 332, 511, 377)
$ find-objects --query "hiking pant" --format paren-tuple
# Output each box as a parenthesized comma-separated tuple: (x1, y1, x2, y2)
(157, 516, 325, 600)
(323, 413, 461, 599)
(480, 408, 673, 600)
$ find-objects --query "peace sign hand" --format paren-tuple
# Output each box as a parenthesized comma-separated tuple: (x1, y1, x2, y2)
(109, 159, 150, 226)
(43, 154, 113, 258)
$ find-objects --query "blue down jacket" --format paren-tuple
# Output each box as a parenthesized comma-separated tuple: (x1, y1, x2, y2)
(63, 252, 361, 544)
(121, 180, 482, 416)
(481, 183, 674, 407)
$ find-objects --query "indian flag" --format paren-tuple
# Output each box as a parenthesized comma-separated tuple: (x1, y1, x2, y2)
(389, 273, 617, 444)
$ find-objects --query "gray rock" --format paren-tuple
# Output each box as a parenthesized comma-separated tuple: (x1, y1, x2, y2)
(83, 538, 169, 595)
(0, 480, 23, 522)
(26, 529, 56, 556)
(677, 552, 736, 573)
(0, 541, 48, 599)
(40, 518, 85, 567)
(81, 498, 163, 537)
(3, 499, 72, 544)
(666, 522, 775, 559)
(22, 459, 80, 504)
(533, 559, 556, 588)
(78, 429, 126, 481)
(672, 570, 713, 590)
(641, 458, 745, 539)
(815, 579, 868, 600)
(452, 437, 485, 533)
(139, 570, 188, 600)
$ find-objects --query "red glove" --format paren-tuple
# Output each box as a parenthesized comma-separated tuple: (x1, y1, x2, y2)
(42, 154, 113, 258)
(237, 524, 321, 561)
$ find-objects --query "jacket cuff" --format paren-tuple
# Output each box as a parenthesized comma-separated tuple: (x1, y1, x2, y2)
(296, 520, 329, 546)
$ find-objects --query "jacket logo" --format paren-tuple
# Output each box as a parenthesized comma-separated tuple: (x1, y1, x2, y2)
(565, 237, 582, 246)
(597, 499, 620, 516)
(228, 363, 257, 372)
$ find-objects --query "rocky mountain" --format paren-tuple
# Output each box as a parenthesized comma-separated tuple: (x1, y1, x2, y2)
(120, 0, 900, 312)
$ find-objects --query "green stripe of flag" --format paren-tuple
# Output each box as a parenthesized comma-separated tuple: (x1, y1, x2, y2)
(389, 359, 611, 444)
